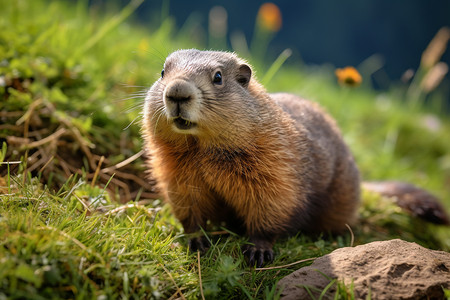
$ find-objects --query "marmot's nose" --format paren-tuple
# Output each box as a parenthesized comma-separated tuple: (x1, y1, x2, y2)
(165, 80, 195, 103)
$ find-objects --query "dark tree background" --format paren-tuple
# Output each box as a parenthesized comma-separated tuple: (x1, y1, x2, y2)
(88, 0, 450, 88)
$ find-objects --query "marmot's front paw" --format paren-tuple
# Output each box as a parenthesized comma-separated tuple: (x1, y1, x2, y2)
(188, 236, 210, 254)
(242, 239, 274, 267)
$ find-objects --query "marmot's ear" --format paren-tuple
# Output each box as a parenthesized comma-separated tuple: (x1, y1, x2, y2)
(237, 64, 251, 88)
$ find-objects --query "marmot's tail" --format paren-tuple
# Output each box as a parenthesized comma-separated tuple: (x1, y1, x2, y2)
(362, 181, 449, 225)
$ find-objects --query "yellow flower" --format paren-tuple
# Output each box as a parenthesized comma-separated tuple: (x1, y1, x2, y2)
(335, 67, 362, 87)
(137, 38, 150, 58)
(257, 3, 282, 32)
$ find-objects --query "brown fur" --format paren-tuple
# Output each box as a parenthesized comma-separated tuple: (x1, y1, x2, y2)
(142, 49, 361, 266)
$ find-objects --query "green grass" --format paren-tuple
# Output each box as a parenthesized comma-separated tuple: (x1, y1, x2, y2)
(1, 1, 449, 299)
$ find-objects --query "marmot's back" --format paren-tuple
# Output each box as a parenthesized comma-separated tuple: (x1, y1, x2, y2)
(271, 93, 361, 234)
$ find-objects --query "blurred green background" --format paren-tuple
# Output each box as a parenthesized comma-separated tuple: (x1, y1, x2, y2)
(95, 0, 450, 95)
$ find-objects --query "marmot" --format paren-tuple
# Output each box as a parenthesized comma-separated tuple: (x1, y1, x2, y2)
(142, 49, 449, 267)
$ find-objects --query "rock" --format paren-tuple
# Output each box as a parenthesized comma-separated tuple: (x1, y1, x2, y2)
(277, 239, 450, 300)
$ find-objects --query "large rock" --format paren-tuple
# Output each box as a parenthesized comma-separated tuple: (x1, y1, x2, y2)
(277, 239, 450, 299)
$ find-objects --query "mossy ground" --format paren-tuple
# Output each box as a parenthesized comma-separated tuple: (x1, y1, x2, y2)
(1, 1, 449, 299)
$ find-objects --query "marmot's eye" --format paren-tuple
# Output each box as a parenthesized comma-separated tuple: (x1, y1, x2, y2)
(213, 71, 222, 85)
(161, 69, 165, 78)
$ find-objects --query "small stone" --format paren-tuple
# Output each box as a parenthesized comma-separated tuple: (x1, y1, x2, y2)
(277, 239, 450, 300)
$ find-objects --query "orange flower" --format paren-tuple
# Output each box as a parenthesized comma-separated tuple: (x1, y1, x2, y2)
(257, 3, 282, 32)
(421, 27, 450, 69)
(335, 67, 362, 87)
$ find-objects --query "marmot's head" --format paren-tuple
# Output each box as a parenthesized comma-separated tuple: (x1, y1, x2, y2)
(144, 49, 264, 147)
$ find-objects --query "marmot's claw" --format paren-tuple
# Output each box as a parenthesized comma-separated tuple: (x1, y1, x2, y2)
(264, 249, 274, 262)
(188, 236, 210, 254)
(243, 244, 274, 267)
